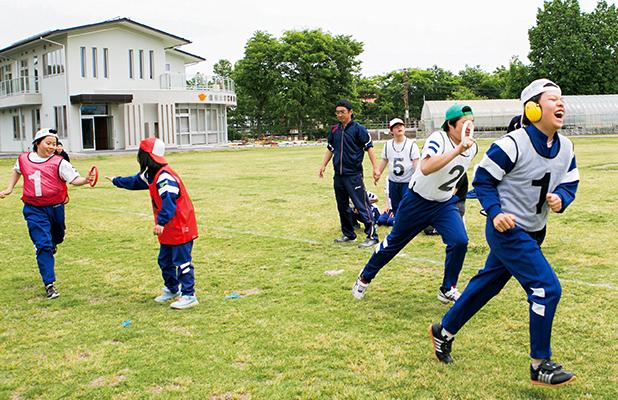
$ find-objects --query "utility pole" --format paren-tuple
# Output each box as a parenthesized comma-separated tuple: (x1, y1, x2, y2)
(403, 68, 410, 126)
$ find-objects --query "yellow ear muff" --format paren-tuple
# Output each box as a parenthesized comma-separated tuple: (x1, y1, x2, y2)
(524, 101, 542, 123)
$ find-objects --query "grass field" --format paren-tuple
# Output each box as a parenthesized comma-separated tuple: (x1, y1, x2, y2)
(0, 136, 617, 399)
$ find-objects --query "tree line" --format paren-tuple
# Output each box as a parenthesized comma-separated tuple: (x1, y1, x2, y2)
(212, 0, 617, 139)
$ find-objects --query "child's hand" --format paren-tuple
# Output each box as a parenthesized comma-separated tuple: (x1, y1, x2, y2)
(493, 212, 516, 232)
(153, 224, 164, 236)
(458, 136, 476, 154)
(0, 189, 11, 199)
(546, 193, 562, 212)
(86, 170, 96, 184)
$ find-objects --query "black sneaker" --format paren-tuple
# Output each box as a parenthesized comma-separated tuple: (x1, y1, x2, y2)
(334, 235, 356, 243)
(45, 283, 60, 299)
(424, 226, 439, 235)
(429, 323, 454, 364)
(358, 238, 379, 249)
(530, 359, 576, 387)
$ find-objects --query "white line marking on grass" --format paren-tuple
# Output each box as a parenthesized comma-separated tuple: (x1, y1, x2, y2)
(73, 205, 618, 291)
(211, 226, 321, 245)
(397, 253, 443, 266)
(561, 279, 618, 292)
(78, 205, 150, 217)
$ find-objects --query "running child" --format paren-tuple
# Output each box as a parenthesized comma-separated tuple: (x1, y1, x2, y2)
(429, 79, 579, 387)
(352, 104, 478, 303)
(106, 138, 199, 310)
(0, 128, 95, 299)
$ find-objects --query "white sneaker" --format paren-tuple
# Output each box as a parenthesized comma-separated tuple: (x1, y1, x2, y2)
(352, 274, 369, 300)
(170, 295, 199, 309)
(154, 287, 180, 303)
(438, 286, 461, 304)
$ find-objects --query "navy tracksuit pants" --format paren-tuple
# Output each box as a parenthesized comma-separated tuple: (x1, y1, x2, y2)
(23, 203, 65, 285)
(334, 173, 378, 241)
(158, 240, 195, 296)
(442, 222, 560, 359)
(361, 189, 468, 289)
(388, 180, 409, 216)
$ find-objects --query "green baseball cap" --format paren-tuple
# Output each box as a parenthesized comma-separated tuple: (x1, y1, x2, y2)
(445, 104, 473, 121)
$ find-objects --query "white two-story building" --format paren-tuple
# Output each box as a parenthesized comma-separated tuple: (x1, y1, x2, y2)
(0, 18, 236, 153)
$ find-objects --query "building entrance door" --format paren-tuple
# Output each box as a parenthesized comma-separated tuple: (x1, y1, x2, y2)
(80, 104, 112, 151)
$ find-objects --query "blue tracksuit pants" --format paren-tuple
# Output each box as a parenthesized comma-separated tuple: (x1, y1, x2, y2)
(158, 241, 195, 296)
(361, 189, 468, 289)
(442, 222, 560, 359)
(23, 203, 65, 285)
(334, 173, 378, 241)
(388, 180, 409, 216)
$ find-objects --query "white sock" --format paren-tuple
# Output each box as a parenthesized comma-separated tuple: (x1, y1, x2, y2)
(441, 328, 454, 340)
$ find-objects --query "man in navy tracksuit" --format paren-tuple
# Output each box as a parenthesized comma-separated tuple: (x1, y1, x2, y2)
(319, 100, 379, 248)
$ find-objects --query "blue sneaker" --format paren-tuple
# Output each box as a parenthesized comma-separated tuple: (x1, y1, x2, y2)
(170, 295, 199, 309)
(154, 287, 180, 303)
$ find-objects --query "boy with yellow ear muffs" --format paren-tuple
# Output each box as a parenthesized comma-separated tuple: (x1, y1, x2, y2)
(430, 78, 580, 387)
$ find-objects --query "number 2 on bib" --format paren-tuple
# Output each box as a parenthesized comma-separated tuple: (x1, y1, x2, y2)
(438, 165, 464, 192)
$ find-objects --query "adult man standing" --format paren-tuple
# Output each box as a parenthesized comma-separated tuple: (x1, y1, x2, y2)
(319, 100, 380, 248)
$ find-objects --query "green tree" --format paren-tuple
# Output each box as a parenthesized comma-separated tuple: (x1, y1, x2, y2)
(277, 29, 363, 137)
(584, 1, 618, 93)
(528, 0, 618, 95)
(457, 65, 502, 99)
(494, 57, 532, 98)
(448, 86, 485, 100)
(232, 32, 281, 137)
(213, 59, 233, 77)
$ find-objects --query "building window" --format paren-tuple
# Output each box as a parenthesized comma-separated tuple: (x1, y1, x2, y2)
(0, 64, 12, 96)
(149, 50, 154, 79)
(103, 48, 109, 78)
(165, 63, 171, 72)
(20, 60, 29, 92)
(42, 48, 65, 77)
(80, 47, 86, 77)
(31, 108, 41, 135)
(139, 50, 144, 79)
(33, 56, 39, 91)
(54, 105, 67, 138)
(128, 49, 134, 79)
(92, 48, 98, 78)
(13, 115, 22, 140)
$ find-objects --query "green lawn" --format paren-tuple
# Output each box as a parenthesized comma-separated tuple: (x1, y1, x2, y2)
(0, 136, 617, 399)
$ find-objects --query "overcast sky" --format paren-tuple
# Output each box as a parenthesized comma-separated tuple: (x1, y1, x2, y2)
(1, 0, 614, 76)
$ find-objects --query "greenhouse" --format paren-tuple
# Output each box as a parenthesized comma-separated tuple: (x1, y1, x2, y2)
(420, 95, 618, 136)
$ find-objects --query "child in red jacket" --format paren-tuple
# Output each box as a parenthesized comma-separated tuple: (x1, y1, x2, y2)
(107, 138, 199, 309)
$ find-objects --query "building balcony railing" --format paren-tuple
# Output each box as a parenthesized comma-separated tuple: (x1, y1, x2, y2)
(159, 73, 235, 93)
(0, 76, 40, 98)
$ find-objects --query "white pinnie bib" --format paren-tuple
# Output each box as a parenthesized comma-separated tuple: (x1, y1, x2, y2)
(409, 130, 478, 202)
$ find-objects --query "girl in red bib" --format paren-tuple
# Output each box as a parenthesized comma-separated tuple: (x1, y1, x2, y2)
(107, 138, 199, 310)
(0, 128, 95, 299)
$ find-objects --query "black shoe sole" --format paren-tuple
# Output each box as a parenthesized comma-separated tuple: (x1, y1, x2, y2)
(531, 375, 576, 387)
